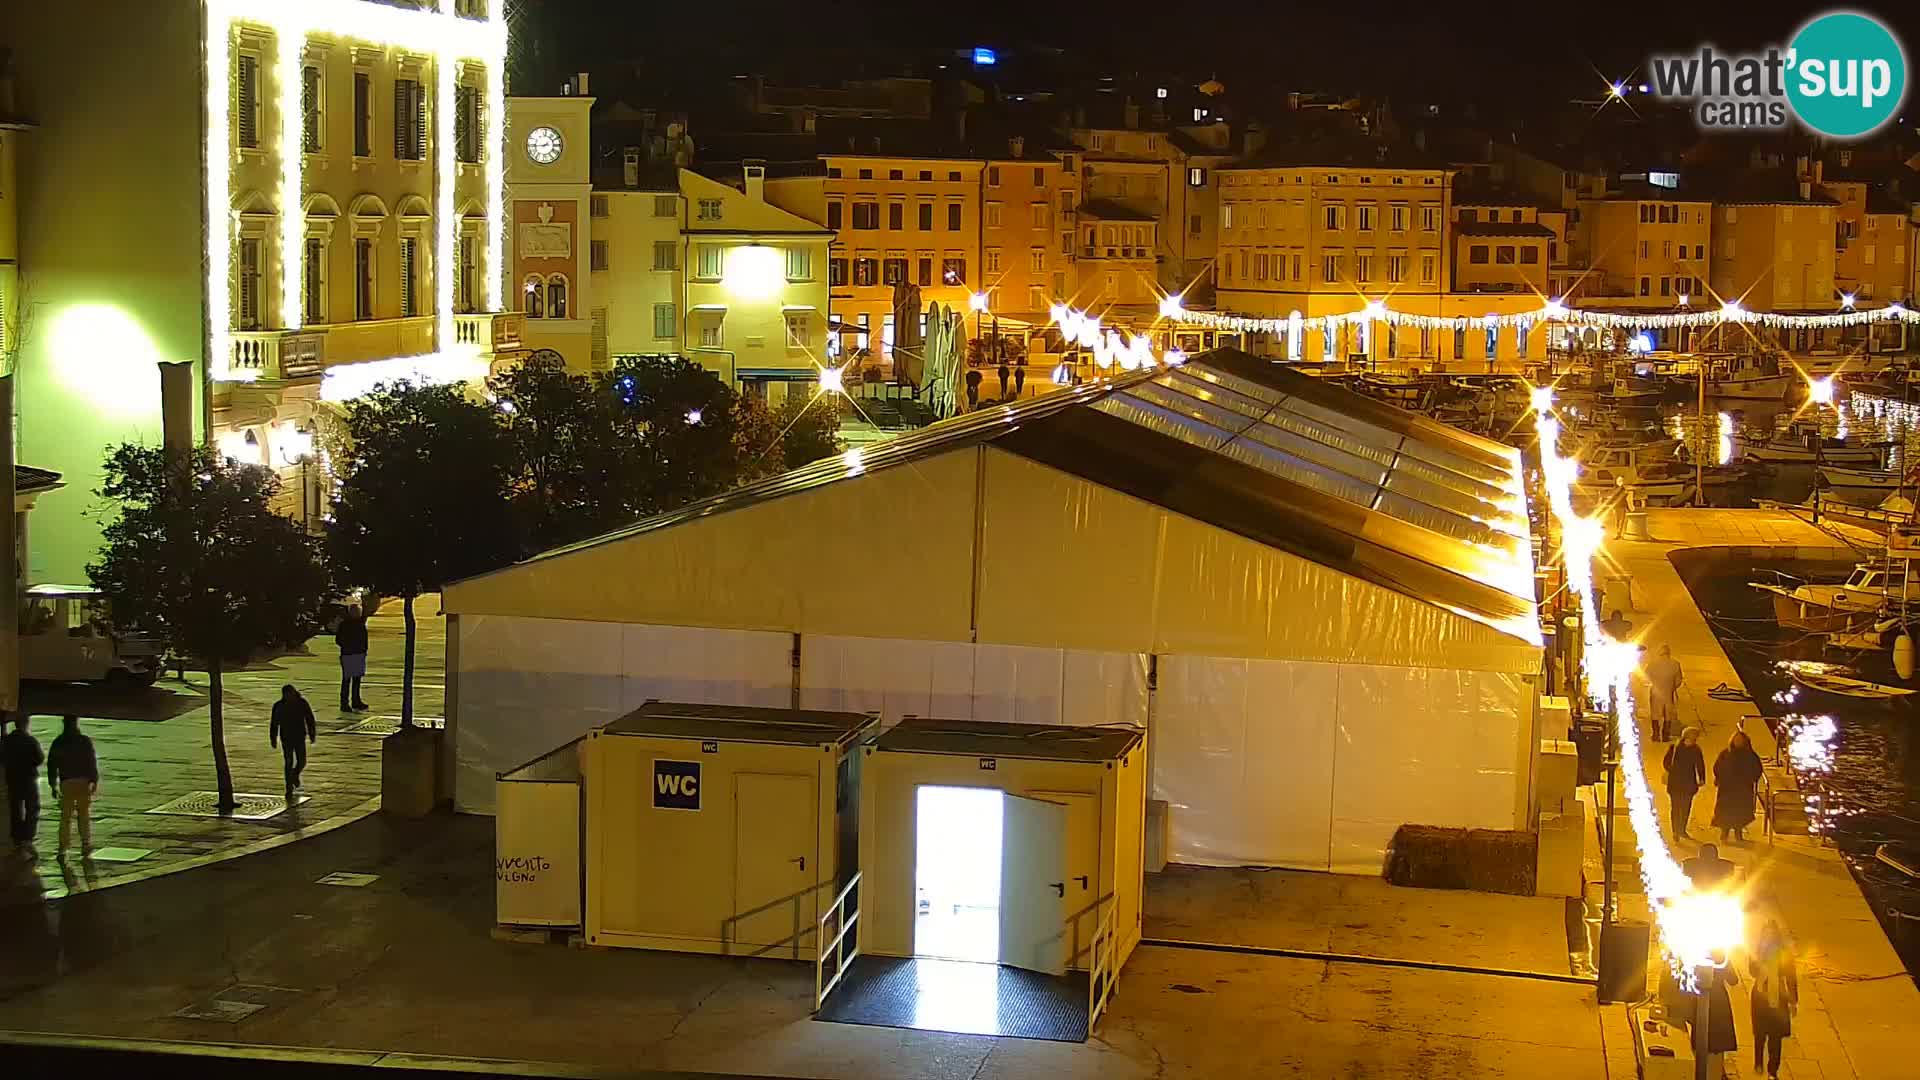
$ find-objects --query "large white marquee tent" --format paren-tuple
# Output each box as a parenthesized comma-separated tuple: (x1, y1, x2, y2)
(442, 350, 1544, 874)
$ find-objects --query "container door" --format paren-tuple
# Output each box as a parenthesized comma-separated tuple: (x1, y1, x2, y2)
(1030, 790, 1100, 969)
(732, 772, 818, 955)
(997, 793, 1068, 975)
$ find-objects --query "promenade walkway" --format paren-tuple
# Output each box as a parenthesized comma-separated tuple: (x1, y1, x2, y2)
(1608, 507, 1919, 1080)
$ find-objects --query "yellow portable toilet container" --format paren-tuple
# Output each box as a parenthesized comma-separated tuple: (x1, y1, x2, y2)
(857, 717, 1146, 981)
(582, 701, 877, 958)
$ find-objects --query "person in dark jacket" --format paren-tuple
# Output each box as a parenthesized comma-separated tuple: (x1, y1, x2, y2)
(1713, 729, 1766, 843)
(1682, 842, 1735, 891)
(1696, 954, 1740, 1073)
(336, 604, 370, 712)
(46, 715, 97, 855)
(3, 713, 43, 851)
(964, 369, 982, 409)
(1748, 920, 1799, 1078)
(1663, 726, 1708, 838)
(270, 685, 318, 796)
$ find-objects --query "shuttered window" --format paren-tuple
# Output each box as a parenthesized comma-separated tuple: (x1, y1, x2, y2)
(303, 238, 326, 323)
(236, 54, 260, 148)
(237, 238, 262, 328)
(301, 65, 322, 153)
(590, 307, 609, 370)
(353, 72, 372, 156)
(355, 239, 374, 319)
(393, 78, 425, 161)
(399, 237, 419, 317)
(455, 84, 480, 163)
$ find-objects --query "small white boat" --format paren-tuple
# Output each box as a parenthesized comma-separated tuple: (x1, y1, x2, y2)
(1789, 669, 1916, 699)
(1821, 465, 1905, 491)
(1746, 436, 1888, 467)
(1712, 373, 1794, 400)
(1751, 564, 1904, 631)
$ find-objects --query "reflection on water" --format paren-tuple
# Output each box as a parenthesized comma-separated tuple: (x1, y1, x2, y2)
(1693, 561, 1920, 977)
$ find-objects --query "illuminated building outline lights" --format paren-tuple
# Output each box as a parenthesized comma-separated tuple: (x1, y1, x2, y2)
(205, 0, 509, 384)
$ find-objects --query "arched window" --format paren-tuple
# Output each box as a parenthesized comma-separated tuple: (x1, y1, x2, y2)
(523, 274, 545, 318)
(547, 274, 569, 320)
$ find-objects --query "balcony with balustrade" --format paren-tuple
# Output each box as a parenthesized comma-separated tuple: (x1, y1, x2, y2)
(227, 311, 526, 382)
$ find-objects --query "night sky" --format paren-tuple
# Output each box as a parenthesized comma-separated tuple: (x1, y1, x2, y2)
(528, 0, 1920, 110)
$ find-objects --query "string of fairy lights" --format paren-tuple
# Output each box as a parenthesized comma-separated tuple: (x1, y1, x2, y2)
(1161, 294, 1920, 336)
(1531, 387, 1745, 988)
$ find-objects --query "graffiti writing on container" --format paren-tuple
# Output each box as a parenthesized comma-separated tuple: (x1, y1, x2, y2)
(496, 855, 553, 883)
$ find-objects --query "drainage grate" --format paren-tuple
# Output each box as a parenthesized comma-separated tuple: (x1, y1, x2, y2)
(316, 871, 379, 887)
(337, 715, 445, 736)
(146, 792, 311, 821)
(172, 984, 304, 1023)
(87, 847, 153, 863)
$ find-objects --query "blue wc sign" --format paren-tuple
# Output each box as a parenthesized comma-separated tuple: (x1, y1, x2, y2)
(652, 759, 702, 810)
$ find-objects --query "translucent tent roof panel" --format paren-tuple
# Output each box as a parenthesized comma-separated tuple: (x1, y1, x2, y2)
(456, 349, 1539, 646)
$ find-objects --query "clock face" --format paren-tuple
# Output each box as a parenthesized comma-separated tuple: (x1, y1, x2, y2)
(526, 126, 563, 165)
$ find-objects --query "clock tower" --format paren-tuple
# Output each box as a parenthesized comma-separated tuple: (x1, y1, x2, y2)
(506, 78, 595, 370)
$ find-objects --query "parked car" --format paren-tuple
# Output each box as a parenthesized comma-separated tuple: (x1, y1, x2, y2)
(20, 584, 165, 686)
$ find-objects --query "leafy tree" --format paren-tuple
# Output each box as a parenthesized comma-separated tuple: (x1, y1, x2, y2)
(327, 381, 519, 728)
(772, 393, 845, 471)
(491, 355, 645, 549)
(734, 391, 846, 482)
(88, 444, 330, 809)
(608, 355, 744, 512)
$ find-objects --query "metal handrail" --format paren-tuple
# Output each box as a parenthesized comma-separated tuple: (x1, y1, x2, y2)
(1087, 905, 1117, 1032)
(813, 872, 863, 1012)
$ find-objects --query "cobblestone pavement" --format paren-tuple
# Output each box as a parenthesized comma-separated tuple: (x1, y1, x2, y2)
(1, 604, 442, 900)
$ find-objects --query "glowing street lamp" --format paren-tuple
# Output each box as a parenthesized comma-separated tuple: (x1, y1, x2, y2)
(817, 365, 846, 396)
(1158, 293, 1185, 319)
(1841, 292, 1857, 310)
(1808, 376, 1835, 405)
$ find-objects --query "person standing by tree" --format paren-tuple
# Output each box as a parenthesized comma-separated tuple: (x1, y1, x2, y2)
(88, 443, 331, 812)
(336, 604, 370, 713)
(1713, 729, 1766, 844)
(3, 713, 43, 854)
(1663, 726, 1707, 839)
(271, 685, 317, 796)
(46, 715, 96, 856)
(1748, 920, 1799, 1079)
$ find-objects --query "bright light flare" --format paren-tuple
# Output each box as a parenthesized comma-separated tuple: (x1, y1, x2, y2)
(721, 245, 784, 300)
(1158, 294, 1185, 319)
(1662, 890, 1747, 972)
(1529, 385, 1555, 415)
(1808, 376, 1835, 405)
(817, 364, 846, 395)
(968, 291, 991, 313)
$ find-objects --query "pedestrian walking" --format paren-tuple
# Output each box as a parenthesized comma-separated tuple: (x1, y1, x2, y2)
(46, 715, 97, 856)
(1663, 727, 1707, 838)
(1695, 955, 1740, 1078)
(1644, 644, 1685, 741)
(1012, 362, 1026, 398)
(1748, 920, 1799, 1079)
(965, 368, 982, 409)
(1600, 608, 1634, 639)
(270, 684, 318, 796)
(3, 713, 43, 853)
(1713, 729, 1766, 844)
(336, 603, 370, 712)
(996, 361, 1010, 400)
(1681, 842, 1735, 890)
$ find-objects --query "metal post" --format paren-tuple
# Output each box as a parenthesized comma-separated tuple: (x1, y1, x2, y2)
(1695, 355, 1706, 504)
(1814, 420, 1824, 526)
(1603, 685, 1618, 927)
(1693, 965, 1713, 1080)
(0, 372, 15, 715)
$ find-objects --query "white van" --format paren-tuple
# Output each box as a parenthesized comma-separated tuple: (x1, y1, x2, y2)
(20, 585, 165, 686)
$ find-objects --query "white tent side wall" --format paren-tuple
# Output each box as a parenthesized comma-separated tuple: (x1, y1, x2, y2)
(1153, 654, 1533, 872)
(453, 616, 793, 812)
